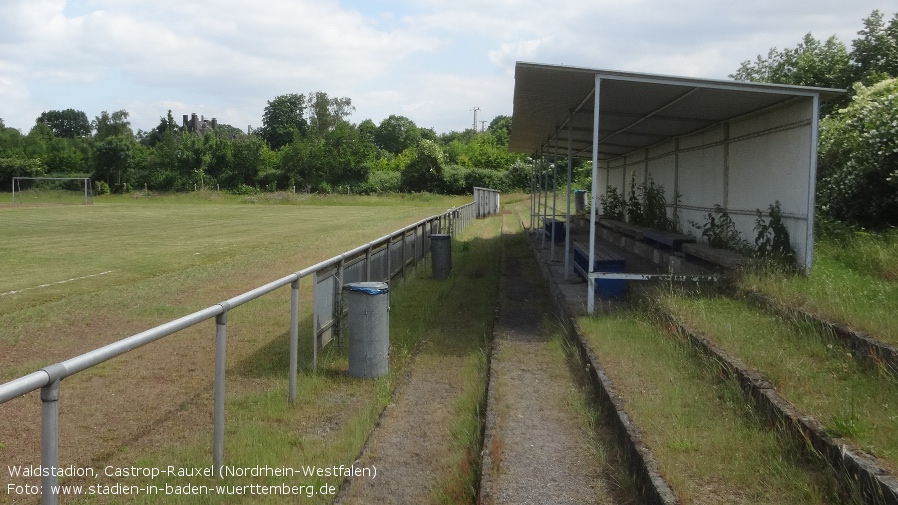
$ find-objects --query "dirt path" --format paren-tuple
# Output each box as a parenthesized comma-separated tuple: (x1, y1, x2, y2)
(337, 353, 467, 504)
(479, 225, 615, 505)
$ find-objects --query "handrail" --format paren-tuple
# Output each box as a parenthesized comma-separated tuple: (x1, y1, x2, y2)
(0, 192, 496, 505)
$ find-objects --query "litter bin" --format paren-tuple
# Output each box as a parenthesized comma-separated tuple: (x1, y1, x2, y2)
(574, 190, 587, 214)
(430, 234, 452, 279)
(343, 282, 390, 379)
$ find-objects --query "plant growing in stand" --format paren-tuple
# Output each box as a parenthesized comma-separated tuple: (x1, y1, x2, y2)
(626, 173, 643, 225)
(690, 205, 751, 253)
(754, 201, 796, 267)
(599, 186, 626, 221)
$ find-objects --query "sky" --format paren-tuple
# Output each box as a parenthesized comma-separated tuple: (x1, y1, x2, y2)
(0, 0, 892, 136)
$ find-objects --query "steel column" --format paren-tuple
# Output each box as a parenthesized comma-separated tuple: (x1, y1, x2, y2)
(289, 279, 299, 404)
(213, 311, 227, 476)
(40, 379, 60, 505)
(588, 76, 602, 314)
(565, 114, 573, 280)
(551, 128, 559, 261)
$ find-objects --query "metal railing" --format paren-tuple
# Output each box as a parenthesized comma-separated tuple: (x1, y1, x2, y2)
(0, 194, 495, 505)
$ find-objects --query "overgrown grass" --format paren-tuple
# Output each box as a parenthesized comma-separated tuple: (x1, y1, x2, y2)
(740, 229, 898, 344)
(579, 311, 845, 504)
(657, 292, 898, 475)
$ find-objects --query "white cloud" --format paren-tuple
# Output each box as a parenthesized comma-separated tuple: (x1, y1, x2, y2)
(0, 0, 890, 133)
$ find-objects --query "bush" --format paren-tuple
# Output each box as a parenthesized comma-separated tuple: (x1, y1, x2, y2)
(441, 165, 469, 195)
(357, 170, 401, 194)
(229, 183, 259, 195)
(504, 159, 533, 192)
(464, 167, 508, 193)
(94, 180, 110, 195)
(400, 139, 444, 193)
(817, 78, 898, 228)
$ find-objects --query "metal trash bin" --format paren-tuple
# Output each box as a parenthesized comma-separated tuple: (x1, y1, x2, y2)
(430, 234, 452, 279)
(343, 282, 390, 379)
(574, 190, 587, 214)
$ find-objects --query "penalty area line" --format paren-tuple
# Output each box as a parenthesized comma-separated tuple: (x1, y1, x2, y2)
(0, 271, 114, 297)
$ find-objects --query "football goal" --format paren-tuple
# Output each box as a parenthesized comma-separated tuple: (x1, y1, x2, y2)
(11, 177, 94, 204)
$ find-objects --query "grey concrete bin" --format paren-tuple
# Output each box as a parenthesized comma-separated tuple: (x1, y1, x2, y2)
(343, 282, 390, 379)
(430, 234, 452, 279)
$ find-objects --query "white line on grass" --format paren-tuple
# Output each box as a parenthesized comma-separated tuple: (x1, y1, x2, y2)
(0, 271, 114, 297)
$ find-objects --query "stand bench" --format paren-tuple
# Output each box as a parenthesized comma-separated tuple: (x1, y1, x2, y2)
(640, 229, 695, 252)
(682, 243, 747, 269)
(572, 241, 627, 298)
(543, 218, 566, 243)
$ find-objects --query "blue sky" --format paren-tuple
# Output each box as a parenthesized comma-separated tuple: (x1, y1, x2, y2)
(0, 0, 891, 135)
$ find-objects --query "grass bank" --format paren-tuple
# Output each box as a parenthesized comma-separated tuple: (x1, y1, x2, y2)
(657, 292, 898, 475)
(579, 312, 846, 504)
(740, 228, 898, 344)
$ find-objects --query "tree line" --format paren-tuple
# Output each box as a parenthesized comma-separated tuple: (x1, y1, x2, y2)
(0, 91, 529, 197)
(733, 9, 898, 228)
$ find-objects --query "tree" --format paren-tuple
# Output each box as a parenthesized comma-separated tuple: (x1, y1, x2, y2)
(731, 33, 852, 93)
(93, 110, 133, 141)
(488, 115, 512, 146)
(36, 109, 91, 138)
(259, 93, 307, 150)
(401, 139, 444, 192)
(139, 110, 179, 147)
(851, 10, 898, 83)
(375, 115, 420, 155)
(93, 135, 135, 191)
(306, 92, 354, 137)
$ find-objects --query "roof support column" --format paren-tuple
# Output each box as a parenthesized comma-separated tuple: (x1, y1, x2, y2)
(805, 94, 820, 271)
(551, 130, 559, 261)
(530, 156, 536, 230)
(587, 75, 601, 314)
(565, 113, 573, 280)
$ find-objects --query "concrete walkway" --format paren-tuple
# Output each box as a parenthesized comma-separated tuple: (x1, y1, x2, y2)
(479, 226, 615, 505)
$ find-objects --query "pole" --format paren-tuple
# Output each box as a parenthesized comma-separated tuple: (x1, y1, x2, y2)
(213, 311, 227, 475)
(289, 280, 299, 404)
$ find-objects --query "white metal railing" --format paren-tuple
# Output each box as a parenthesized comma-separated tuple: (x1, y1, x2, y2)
(0, 192, 495, 505)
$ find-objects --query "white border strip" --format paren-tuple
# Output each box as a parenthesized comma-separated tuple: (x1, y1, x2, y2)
(1, 271, 114, 297)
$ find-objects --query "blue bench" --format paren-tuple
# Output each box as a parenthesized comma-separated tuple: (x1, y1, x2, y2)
(572, 241, 627, 298)
(543, 218, 566, 243)
(640, 229, 695, 252)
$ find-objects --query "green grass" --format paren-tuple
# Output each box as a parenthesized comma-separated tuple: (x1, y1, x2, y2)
(579, 312, 844, 504)
(658, 293, 898, 475)
(0, 193, 485, 503)
(741, 231, 898, 344)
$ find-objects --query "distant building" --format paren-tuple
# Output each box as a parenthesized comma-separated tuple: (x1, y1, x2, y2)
(182, 113, 217, 134)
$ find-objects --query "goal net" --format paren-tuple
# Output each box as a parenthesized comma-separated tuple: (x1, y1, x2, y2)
(11, 177, 94, 205)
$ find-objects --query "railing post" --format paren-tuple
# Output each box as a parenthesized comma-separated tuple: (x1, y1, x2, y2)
(289, 279, 299, 405)
(40, 378, 60, 505)
(365, 245, 372, 282)
(386, 236, 393, 282)
(213, 311, 227, 476)
(336, 260, 344, 347)
(312, 271, 319, 373)
(401, 231, 407, 280)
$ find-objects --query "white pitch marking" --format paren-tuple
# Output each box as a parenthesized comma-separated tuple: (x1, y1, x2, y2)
(0, 271, 114, 297)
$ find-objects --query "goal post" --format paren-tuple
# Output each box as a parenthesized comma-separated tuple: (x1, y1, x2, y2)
(12, 177, 94, 205)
